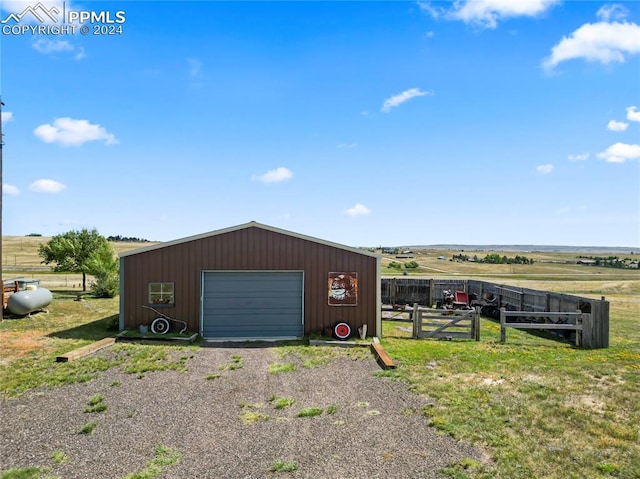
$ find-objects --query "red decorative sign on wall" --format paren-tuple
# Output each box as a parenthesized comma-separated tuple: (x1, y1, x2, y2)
(328, 272, 358, 306)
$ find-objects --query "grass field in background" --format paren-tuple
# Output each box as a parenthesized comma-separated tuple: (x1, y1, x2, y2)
(1, 237, 638, 478)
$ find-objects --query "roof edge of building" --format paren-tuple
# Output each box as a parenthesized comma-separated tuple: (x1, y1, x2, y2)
(119, 221, 380, 259)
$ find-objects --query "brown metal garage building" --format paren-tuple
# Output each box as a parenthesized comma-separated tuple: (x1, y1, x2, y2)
(119, 222, 381, 339)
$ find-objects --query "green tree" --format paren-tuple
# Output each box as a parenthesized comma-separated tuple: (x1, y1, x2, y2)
(86, 242, 120, 298)
(38, 229, 114, 291)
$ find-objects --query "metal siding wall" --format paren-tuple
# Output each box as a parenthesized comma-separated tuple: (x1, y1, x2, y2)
(122, 227, 378, 336)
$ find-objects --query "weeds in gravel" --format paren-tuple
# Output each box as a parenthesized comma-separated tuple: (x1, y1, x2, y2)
(296, 407, 323, 418)
(111, 381, 121, 387)
(121, 445, 181, 479)
(205, 373, 221, 380)
(440, 458, 481, 479)
(268, 362, 296, 374)
(78, 421, 98, 435)
(241, 410, 270, 424)
(270, 459, 299, 472)
(50, 450, 68, 465)
(269, 395, 295, 409)
(218, 355, 243, 371)
(1, 343, 194, 399)
(326, 404, 338, 415)
(0, 467, 57, 479)
(240, 402, 270, 424)
(84, 394, 107, 413)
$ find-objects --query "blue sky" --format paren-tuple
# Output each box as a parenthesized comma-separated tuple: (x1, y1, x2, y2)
(1, 0, 639, 247)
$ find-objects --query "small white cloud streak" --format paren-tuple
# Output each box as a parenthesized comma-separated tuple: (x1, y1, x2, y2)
(543, 21, 640, 70)
(418, 0, 559, 29)
(33, 117, 118, 146)
(568, 153, 590, 161)
(597, 4, 629, 22)
(1, 112, 14, 124)
(627, 106, 640, 122)
(597, 143, 640, 163)
(345, 203, 372, 217)
(32, 38, 73, 53)
(607, 120, 629, 131)
(3, 184, 20, 195)
(252, 167, 293, 184)
(29, 179, 67, 193)
(537, 164, 554, 174)
(381, 88, 431, 112)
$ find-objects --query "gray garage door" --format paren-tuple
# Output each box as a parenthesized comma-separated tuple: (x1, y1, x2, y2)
(201, 271, 304, 339)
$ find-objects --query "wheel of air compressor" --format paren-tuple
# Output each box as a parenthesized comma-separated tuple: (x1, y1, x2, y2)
(333, 322, 351, 341)
(151, 317, 170, 334)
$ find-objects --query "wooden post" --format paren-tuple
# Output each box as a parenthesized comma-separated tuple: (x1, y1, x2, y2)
(428, 279, 434, 307)
(500, 307, 506, 343)
(576, 310, 585, 348)
(412, 302, 419, 338)
(474, 307, 481, 341)
(391, 278, 397, 305)
(584, 299, 609, 349)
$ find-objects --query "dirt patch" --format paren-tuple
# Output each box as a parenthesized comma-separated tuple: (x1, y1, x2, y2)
(0, 346, 486, 478)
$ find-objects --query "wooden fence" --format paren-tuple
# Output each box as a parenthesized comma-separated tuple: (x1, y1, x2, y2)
(380, 278, 610, 348)
(381, 278, 468, 306)
(411, 304, 480, 340)
(499, 308, 586, 346)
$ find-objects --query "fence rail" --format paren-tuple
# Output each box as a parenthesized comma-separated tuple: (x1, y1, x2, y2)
(499, 308, 586, 346)
(412, 304, 480, 341)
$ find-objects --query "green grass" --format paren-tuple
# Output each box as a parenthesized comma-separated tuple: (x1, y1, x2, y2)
(380, 277, 640, 479)
(269, 395, 295, 409)
(218, 355, 243, 371)
(296, 407, 323, 418)
(0, 468, 56, 479)
(84, 394, 107, 413)
(78, 421, 98, 435)
(268, 362, 297, 374)
(121, 445, 181, 479)
(50, 450, 68, 465)
(205, 373, 221, 380)
(270, 459, 299, 472)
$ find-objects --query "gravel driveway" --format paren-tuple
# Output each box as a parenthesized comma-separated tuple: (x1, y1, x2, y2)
(1, 344, 485, 478)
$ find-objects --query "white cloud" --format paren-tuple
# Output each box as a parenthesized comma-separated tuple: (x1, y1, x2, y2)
(29, 179, 67, 193)
(418, 0, 559, 29)
(597, 4, 629, 22)
(607, 120, 629, 131)
(568, 153, 590, 161)
(33, 117, 118, 146)
(381, 88, 431, 112)
(627, 106, 640, 122)
(543, 21, 640, 70)
(3, 184, 20, 195)
(345, 203, 372, 217)
(1, 111, 14, 124)
(597, 143, 640, 163)
(536, 164, 554, 174)
(252, 167, 293, 184)
(32, 38, 73, 54)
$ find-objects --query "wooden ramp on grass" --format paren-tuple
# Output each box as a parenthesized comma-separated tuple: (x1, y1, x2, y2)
(371, 339, 396, 369)
(56, 338, 116, 362)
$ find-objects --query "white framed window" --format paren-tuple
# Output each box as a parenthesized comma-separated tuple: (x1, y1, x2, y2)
(149, 282, 174, 305)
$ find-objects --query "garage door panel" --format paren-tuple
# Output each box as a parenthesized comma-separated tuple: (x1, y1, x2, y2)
(202, 271, 303, 339)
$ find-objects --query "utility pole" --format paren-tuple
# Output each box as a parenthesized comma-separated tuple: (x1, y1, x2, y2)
(1, 97, 4, 321)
